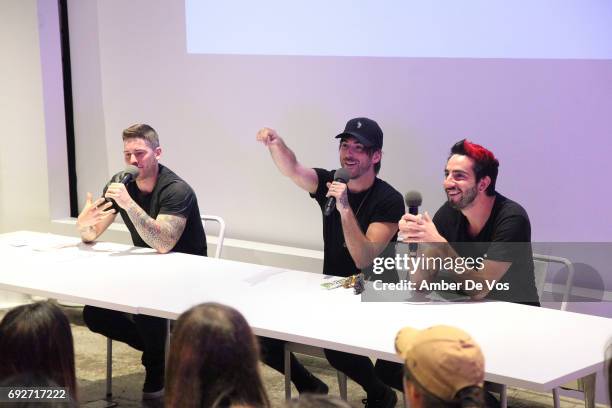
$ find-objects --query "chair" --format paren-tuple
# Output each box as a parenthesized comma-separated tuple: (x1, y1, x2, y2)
(533, 254, 574, 312)
(200, 214, 226, 259)
(105, 215, 226, 402)
(534, 255, 594, 408)
(492, 254, 586, 408)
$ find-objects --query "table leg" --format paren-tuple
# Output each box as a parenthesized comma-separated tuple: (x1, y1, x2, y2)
(552, 387, 561, 408)
(581, 373, 596, 408)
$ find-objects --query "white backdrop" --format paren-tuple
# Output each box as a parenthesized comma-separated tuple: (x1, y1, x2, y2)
(69, 0, 612, 249)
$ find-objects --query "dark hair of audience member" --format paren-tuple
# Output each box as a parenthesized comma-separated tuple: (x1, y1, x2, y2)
(449, 139, 499, 196)
(284, 393, 353, 408)
(0, 372, 77, 407)
(405, 368, 484, 408)
(0, 301, 77, 399)
(165, 302, 270, 408)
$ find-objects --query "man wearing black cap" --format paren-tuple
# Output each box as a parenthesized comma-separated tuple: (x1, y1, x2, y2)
(256, 118, 404, 407)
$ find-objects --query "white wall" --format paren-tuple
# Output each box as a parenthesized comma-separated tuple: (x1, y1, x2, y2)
(0, 0, 50, 306)
(0, 0, 322, 272)
(0, 0, 50, 232)
(70, 0, 612, 253)
(0, 2, 609, 403)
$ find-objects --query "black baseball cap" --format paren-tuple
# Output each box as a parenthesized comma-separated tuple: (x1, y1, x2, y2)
(335, 117, 383, 149)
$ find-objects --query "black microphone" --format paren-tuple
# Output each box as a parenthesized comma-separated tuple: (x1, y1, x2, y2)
(120, 165, 140, 184)
(103, 165, 140, 207)
(404, 191, 423, 252)
(324, 168, 351, 216)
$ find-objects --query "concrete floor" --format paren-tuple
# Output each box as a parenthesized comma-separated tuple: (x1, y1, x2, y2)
(0, 306, 605, 407)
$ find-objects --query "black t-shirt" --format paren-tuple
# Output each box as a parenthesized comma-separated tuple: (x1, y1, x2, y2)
(432, 193, 538, 304)
(310, 168, 405, 278)
(104, 164, 207, 256)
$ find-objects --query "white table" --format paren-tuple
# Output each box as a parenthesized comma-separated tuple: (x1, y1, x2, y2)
(1, 231, 611, 399)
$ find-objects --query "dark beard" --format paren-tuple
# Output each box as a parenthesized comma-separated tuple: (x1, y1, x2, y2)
(448, 185, 478, 210)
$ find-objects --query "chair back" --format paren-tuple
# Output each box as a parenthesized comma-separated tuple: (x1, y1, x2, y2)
(201, 215, 226, 259)
(532, 253, 574, 311)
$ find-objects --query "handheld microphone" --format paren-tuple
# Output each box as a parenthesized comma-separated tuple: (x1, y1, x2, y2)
(404, 191, 423, 253)
(120, 165, 140, 184)
(103, 165, 140, 207)
(324, 168, 351, 216)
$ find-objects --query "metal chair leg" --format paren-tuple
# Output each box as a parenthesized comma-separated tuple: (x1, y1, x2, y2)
(106, 337, 112, 399)
(284, 346, 292, 400)
(336, 371, 347, 401)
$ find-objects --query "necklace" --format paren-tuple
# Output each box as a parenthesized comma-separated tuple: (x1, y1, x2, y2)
(353, 187, 373, 218)
(341, 184, 374, 249)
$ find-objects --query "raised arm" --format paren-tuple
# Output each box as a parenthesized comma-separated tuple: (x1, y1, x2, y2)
(256, 127, 318, 194)
(76, 192, 117, 243)
(104, 183, 186, 254)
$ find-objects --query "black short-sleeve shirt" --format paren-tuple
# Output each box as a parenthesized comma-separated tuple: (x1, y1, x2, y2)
(310, 168, 405, 277)
(432, 193, 538, 304)
(104, 164, 207, 256)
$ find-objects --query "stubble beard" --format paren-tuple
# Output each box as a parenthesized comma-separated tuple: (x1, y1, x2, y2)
(448, 185, 478, 210)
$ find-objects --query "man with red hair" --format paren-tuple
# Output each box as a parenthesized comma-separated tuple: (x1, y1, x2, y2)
(398, 139, 539, 305)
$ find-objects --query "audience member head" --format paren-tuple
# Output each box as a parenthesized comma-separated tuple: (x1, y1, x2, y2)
(284, 394, 353, 408)
(395, 325, 485, 408)
(0, 301, 77, 399)
(449, 139, 499, 196)
(165, 302, 270, 408)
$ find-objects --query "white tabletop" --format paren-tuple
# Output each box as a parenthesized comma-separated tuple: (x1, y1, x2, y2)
(1, 231, 611, 392)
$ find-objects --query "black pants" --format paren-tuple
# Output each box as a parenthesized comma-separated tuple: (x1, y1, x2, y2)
(259, 336, 403, 395)
(324, 349, 404, 395)
(259, 336, 321, 393)
(82, 306, 167, 389)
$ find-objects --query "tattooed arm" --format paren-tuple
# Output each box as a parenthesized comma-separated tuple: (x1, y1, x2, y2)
(104, 182, 187, 254)
(125, 202, 187, 254)
(326, 180, 398, 269)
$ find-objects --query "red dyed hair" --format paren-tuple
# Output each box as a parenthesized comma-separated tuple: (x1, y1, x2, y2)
(463, 140, 496, 164)
(450, 139, 499, 196)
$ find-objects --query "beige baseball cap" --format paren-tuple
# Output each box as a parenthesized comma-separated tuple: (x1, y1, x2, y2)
(395, 325, 485, 402)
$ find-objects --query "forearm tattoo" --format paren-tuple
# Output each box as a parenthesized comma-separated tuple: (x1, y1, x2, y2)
(338, 194, 349, 209)
(126, 202, 186, 253)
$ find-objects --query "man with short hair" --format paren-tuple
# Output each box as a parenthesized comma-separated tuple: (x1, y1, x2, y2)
(395, 325, 485, 408)
(398, 139, 539, 305)
(256, 117, 404, 407)
(77, 123, 206, 399)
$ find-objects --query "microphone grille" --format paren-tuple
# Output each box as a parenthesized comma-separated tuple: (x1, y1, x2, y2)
(334, 168, 351, 183)
(404, 190, 422, 207)
(124, 165, 140, 178)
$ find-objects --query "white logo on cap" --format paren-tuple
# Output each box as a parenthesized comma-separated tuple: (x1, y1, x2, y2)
(357, 121, 362, 129)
